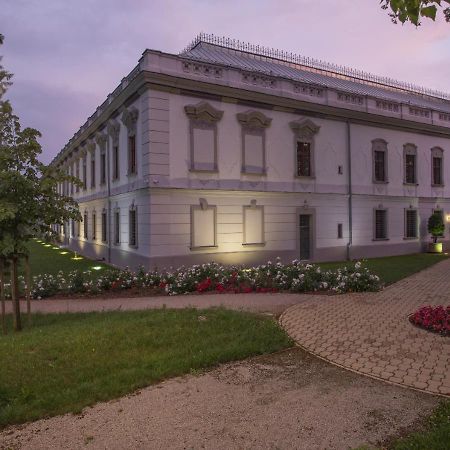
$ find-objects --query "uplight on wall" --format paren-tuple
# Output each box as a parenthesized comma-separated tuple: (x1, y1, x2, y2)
(445, 214, 450, 223)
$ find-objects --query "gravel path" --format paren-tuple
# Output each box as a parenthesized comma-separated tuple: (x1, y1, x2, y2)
(0, 348, 438, 450)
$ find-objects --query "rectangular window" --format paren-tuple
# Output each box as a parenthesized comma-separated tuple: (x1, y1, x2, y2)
(128, 135, 137, 174)
(101, 210, 107, 242)
(374, 150, 386, 182)
(100, 153, 106, 185)
(71, 219, 75, 238)
(92, 213, 96, 240)
(77, 220, 80, 237)
(91, 155, 96, 188)
(243, 206, 264, 245)
(433, 156, 442, 185)
(113, 145, 119, 180)
(192, 127, 216, 171)
(297, 142, 311, 177)
(129, 209, 137, 247)
(82, 157, 87, 190)
(337, 223, 343, 239)
(83, 213, 88, 239)
(374, 209, 387, 240)
(243, 133, 265, 174)
(405, 154, 416, 184)
(191, 204, 216, 248)
(114, 210, 120, 244)
(405, 210, 418, 239)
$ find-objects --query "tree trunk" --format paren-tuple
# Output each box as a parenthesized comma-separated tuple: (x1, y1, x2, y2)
(25, 255, 31, 325)
(11, 256, 21, 332)
(0, 258, 6, 335)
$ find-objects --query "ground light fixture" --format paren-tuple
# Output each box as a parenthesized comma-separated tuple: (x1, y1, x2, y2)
(60, 251, 69, 255)
(91, 266, 103, 271)
(71, 252, 83, 260)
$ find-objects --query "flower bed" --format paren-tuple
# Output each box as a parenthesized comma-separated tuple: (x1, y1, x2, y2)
(409, 305, 450, 336)
(1, 259, 383, 300)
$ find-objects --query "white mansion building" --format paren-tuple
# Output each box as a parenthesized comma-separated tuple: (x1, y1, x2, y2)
(53, 34, 450, 268)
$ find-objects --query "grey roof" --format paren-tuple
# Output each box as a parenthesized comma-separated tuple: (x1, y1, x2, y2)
(181, 41, 450, 114)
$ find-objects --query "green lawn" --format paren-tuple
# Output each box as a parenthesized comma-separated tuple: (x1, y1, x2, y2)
(23, 239, 111, 277)
(388, 400, 450, 450)
(0, 308, 291, 428)
(319, 253, 448, 285)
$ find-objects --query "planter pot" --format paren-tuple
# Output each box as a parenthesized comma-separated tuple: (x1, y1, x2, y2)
(428, 242, 443, 253)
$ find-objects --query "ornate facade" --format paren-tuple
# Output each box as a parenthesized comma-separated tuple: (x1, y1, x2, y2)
(52, 34, 450, 268)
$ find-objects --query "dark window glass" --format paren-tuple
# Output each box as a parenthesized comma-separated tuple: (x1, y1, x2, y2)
(91, 156, 96, 188)
(82, 158, 87, 190)
(337, 223, 343, 239)
(297, 142, 311, 177)
(113, 146, 119, 180)
(374, 150, 386, 182)
(433, 157, 442, 185)
(128, 136, 136, 174)
(101, 211, 107, 242)
(405, 210, 417, 238)
(375, 210, 387, 239)
(129, 209, 137, 246)
(100, 153, 106, 185)
(114, 211, 120, 244)
(92, 213, 96, 240)
(83, 213, 88, 239)
(405, 154, 416, 184)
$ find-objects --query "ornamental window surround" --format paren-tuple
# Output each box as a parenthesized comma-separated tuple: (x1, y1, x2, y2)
(403, 143, 417, 185)
(129, 203, 138, 248)
(190, 198, 217, 249)
(243, 200, 265, 246)
(431, 147, 444, 186)
(289, 118, 320, 178)
(237, 110, 272, 175)
(372, 139, 388, 183)
(121, 107, 139, 176)
(108, 120, 121, 181)
(404, 208, 418, 239)
(185, 101, 224, 172)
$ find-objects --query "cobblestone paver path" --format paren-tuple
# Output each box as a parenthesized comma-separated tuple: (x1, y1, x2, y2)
(280, 259, 450, 396)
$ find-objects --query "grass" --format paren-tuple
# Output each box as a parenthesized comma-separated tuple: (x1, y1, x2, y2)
(21, 239, 111, 278)
(319, 253, 448, 285)
(388, 400, 450, 450)
(0, 308, 292, 428)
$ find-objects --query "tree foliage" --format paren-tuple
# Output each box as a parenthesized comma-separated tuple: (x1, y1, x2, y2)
(381, 0, 450, 25)
(0, 35, 81, 258)
(427, 213, 445, 243)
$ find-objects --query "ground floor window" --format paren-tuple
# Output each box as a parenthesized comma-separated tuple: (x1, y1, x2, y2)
(83, 212, 88, 239)
(404, 209, 418, 239)
(374, 209, 388, 240)
(114, 209, 120, 245)
(92, 212, 96, 240)
(101, 210, 107, 243)
(129, 207, 138, 247)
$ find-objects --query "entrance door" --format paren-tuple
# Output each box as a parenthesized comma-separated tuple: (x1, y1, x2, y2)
(299, 214, 311, 260)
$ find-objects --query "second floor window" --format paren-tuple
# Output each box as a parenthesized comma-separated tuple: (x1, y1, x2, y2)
(405, 154, 416, 184)
(128, 135, 137, 174)
(432, 156, 443, 185)
(297, 142, 311, 177)
(100, 152, 106, 185)
(113, 145, 119, 180)
(374, 150, 386, 182)
(91, 155, 96, 188)
(75, 161, 80, 193)
(82, 157, 87, 190)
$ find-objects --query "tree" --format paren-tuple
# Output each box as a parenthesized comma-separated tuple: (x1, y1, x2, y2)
(381, 0, 450, 25)
(0, 34, 81, 331)
(427, 213, 445, 243)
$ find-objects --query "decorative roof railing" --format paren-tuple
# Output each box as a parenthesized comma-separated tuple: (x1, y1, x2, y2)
(181, 33, 450, 102)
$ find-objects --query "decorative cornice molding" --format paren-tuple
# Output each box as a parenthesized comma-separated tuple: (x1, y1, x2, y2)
(95, 133, 108, 149)
(107, 120, 121, 143)
(121, 106, 139, 130)
(237, 110, 272, 129)
(289, 118, 320, 138)
(184, 101, 224, 123)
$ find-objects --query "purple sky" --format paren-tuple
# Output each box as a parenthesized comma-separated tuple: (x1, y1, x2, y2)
(3, 0, 450, 164)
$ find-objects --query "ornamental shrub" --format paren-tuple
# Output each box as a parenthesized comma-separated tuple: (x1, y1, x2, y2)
(428, 213, 445, 243)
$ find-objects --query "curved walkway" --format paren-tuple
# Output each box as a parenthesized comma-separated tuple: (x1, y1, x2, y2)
(280, 259, 450, 397)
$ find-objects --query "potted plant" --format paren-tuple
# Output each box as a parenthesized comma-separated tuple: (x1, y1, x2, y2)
(427, 212, 445, 253)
